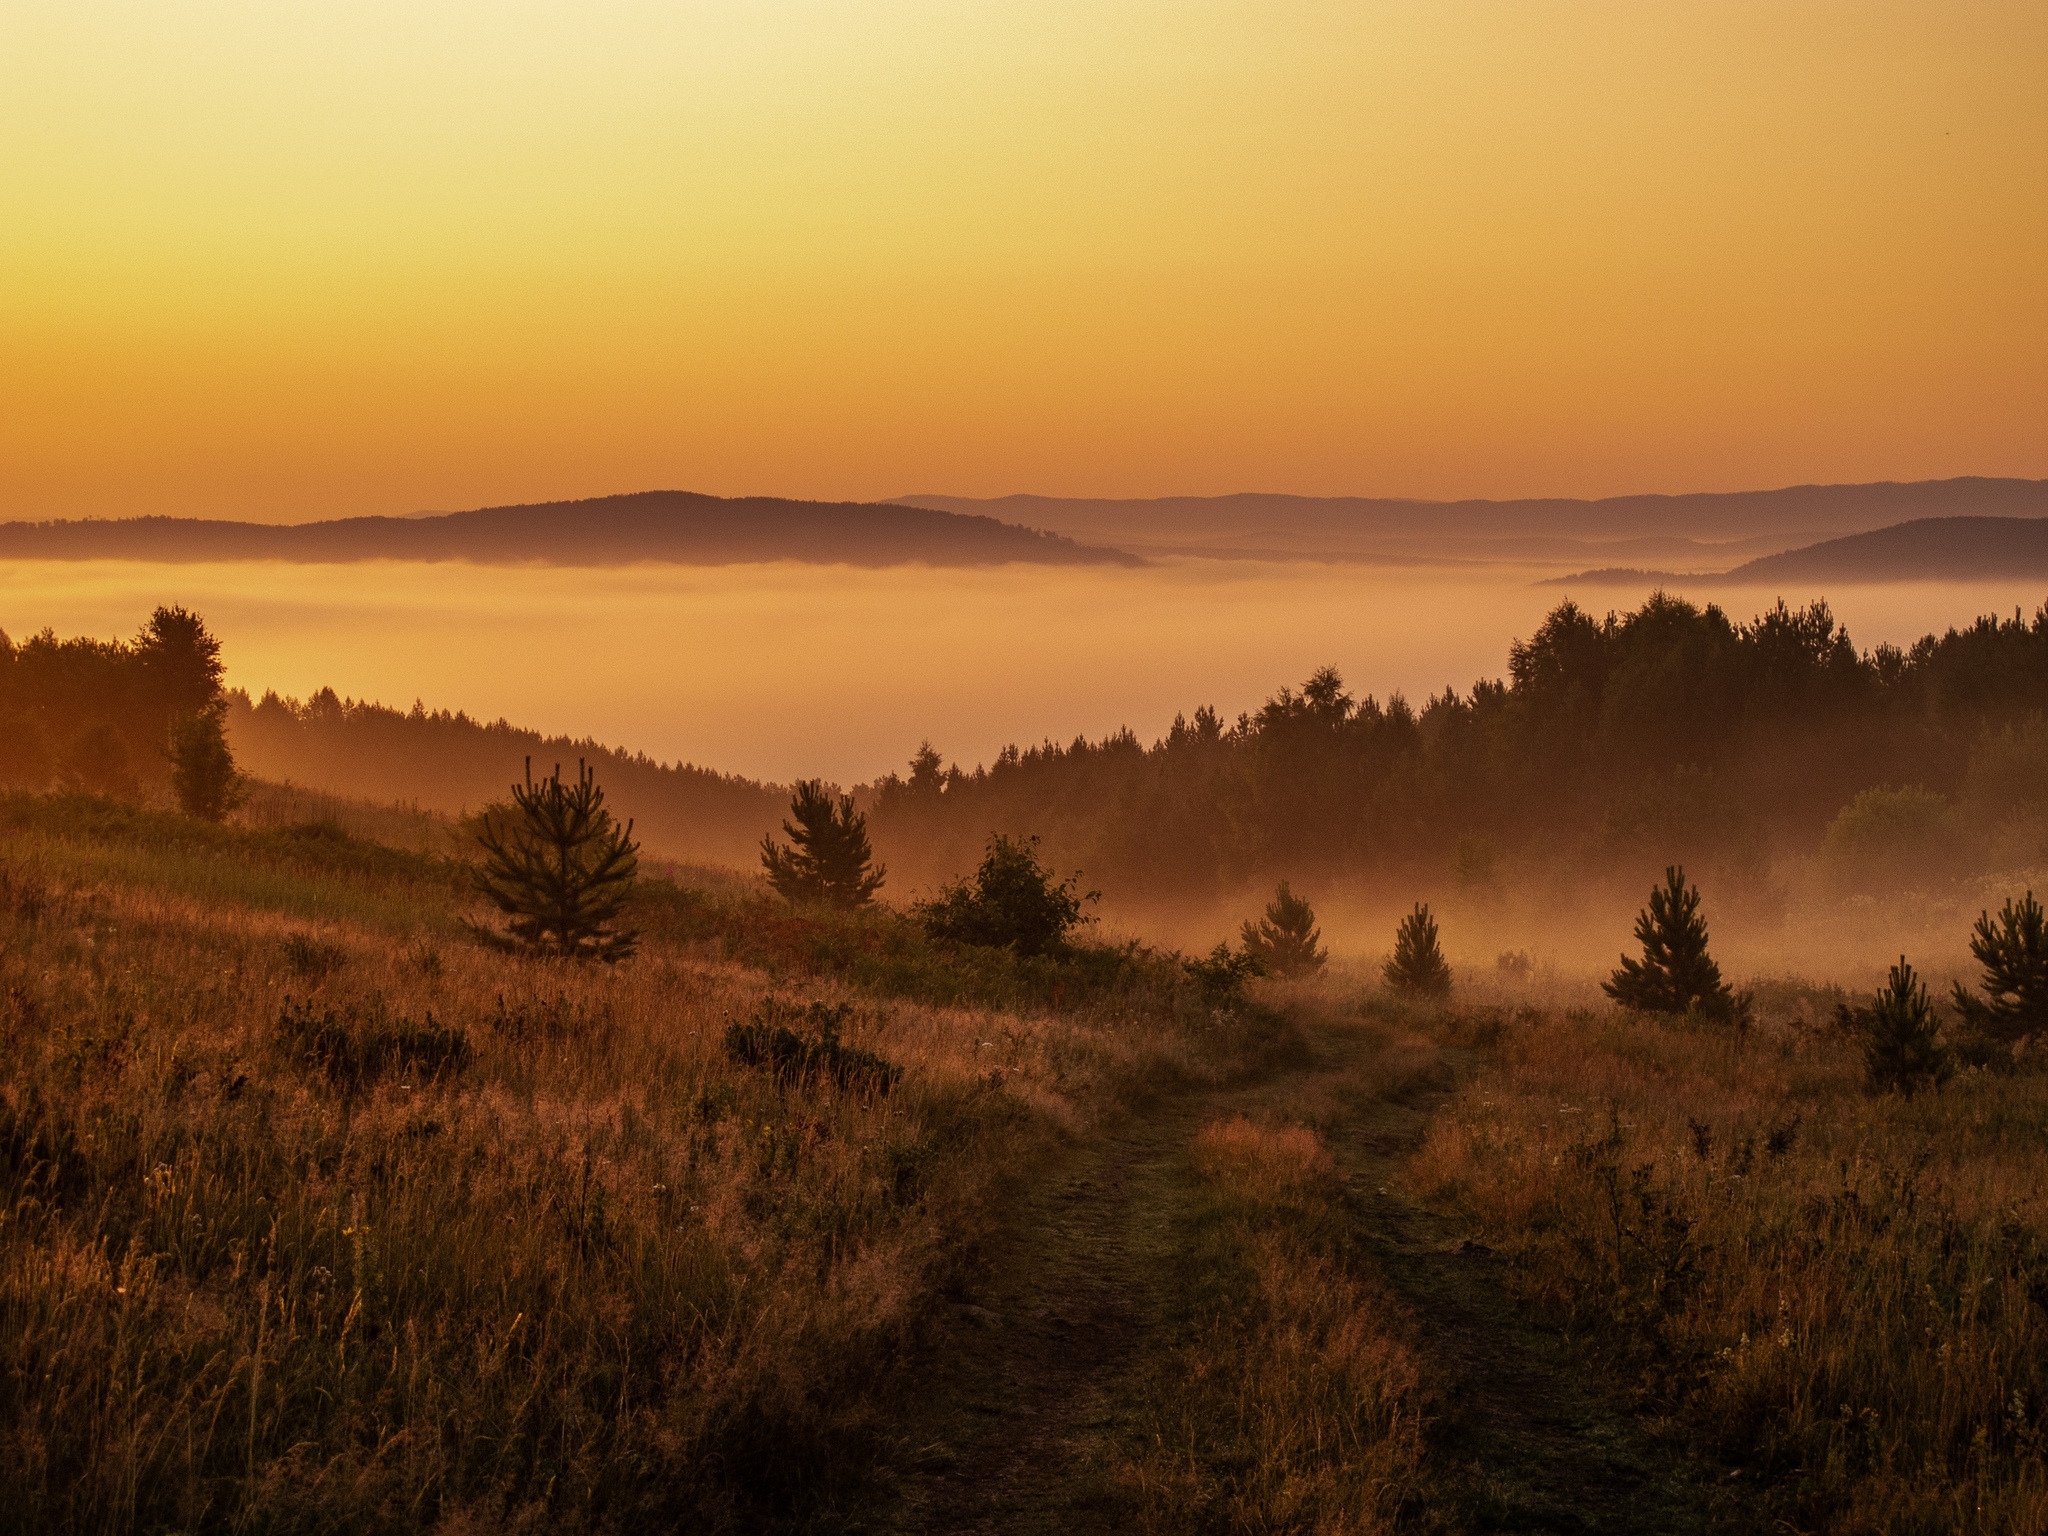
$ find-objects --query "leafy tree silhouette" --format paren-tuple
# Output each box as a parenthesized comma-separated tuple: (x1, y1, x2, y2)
(1842, 957, 1951, 1097)
(915, 833, 1094, 956)
(169, 710, 246, 820)
(1604, 866, 1740, 1021)
(472, 759, 639, 960)
(1950, 890, 2047, 1044)
(760, 780, 885, 908)
(1384, 903, 1451, 997)
(1240, 880, 1327, 976)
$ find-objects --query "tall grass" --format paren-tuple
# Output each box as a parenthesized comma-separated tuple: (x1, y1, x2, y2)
(0, 803, 1247, 1532)
(1409, 1003, 2048, 1534)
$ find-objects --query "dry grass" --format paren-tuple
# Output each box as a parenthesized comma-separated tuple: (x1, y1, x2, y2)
(0, 805, 1239, 1533)
(1409, 1001, 2048, 1535)
(1113, 1093, 1428, 1534)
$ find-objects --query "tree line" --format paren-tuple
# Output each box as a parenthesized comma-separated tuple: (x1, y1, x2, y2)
(864, 594, 2048, 904)
(0, 607, 242, 818)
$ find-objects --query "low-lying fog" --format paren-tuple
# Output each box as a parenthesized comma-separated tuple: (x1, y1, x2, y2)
(6, 556, 2039, 787)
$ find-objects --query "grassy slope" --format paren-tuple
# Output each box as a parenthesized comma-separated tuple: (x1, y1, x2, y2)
(0, 793, 1256, 1533)
(4, 789, 2040, 1534)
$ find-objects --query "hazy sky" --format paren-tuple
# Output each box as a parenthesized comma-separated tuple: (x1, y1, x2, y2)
(4, 2, 2044, 521)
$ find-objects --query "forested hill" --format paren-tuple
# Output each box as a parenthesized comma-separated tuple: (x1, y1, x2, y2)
(0, 491, 1140, 568)
(7, 594, 2045, 915)
(863, 596, 2048, 910)
(225, 690, 785, 867)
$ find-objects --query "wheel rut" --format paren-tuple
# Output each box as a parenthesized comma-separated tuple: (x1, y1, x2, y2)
(878, 1020, 1764, 1535)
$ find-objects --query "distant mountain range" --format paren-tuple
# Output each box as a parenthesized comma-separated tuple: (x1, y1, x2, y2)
(1552, 516, 2048, 587)
(0, 491, 1140, 569)
(901, 477, 2048, 570)
(5, 478, 2043, 575)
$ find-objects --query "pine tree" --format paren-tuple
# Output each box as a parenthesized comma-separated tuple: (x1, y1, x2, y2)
(1950, 890, 2048, 1045)
(1240, 880, 1328, 976)
(1604, 865, 1740, 1021)
(1384, 903, 1451, 997)
(169, 709, 246, 821)
(472, 759, 640, 960)
(760, 780, 885, 908)
(1843, 956, 1951, 1097)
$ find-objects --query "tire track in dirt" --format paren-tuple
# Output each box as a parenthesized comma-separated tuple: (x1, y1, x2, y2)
(879, 1018, 1762, 1535)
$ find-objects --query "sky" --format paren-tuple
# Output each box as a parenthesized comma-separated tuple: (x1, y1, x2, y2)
(3, 1, 2045, 522)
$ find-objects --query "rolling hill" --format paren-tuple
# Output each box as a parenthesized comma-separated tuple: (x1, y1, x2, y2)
(900, 477, 2048, 570)
(0, 491, 1141, 568)
(1551, 515, 2048, 586)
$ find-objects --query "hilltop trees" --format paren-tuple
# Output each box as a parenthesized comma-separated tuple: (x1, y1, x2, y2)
(472, 759, 640, 960)
(1241, 881, 1327, 977)
(867, 596, 2048, 906)
(1951, 891, 2048, 1045)
(0, 605, 244, 814)
(1384, 904, 1451, 997)
(1605, 866, 1741, 1022)
(761, 780, 885, 908)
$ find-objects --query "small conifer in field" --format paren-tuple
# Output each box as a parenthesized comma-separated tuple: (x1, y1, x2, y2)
(472, 758, 639, 960)
(1384, 903, 1451, 997)
(760, 780, 885, 909)
(1240, 880, 1327, 977)
(1950, 890, 2048, 1045)
(1604, 865, 1741, 1021)
(1841, 956, 1951, 1097)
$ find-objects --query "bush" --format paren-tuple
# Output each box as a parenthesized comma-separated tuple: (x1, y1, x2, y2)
(760, 780, 885, 908)
(722, 1000, 900, 1097)
(1604, 865, 1743, 1023)
(1839, 957, 1951, 1097)
(1383, 903, 1451, 997)
(1239, 881, 1327, 976)
(471, 758, 640, 960)
(914, 833, 1095, 957)
(275, 997, 472, 1090)
(1951, 889, 2048, 1046)
(1184, 942, 1264, 1005)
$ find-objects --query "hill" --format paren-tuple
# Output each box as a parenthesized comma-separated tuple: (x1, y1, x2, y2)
(1551, 515, 2048, 586)
(1720, 515, 2048, 583)
(0, 490, 1141, 568)
(899, 477, 2048, 569)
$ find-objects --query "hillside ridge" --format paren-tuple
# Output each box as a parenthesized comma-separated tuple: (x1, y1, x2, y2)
(0, 490, 1142, 569)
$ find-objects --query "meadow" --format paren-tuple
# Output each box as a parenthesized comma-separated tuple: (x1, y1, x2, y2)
(0, 793, 1284, 1532)
(4, 781, 2043, 1533)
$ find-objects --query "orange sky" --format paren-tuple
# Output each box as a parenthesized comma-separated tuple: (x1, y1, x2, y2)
(3, 2, 2044, 521)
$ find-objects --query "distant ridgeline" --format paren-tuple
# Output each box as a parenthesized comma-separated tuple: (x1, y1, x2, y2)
(902, 476, 2048, 567)
(226, 690, 784, 868)
(1555, 515, 2048, 586)
(0, 491, 1140, 568)
(862, 595, 2048, 908)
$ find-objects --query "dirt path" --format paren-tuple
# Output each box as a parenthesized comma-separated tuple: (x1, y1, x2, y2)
(882, 1097, 1205, 1534)
(879, 1018, 1758, 1535)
